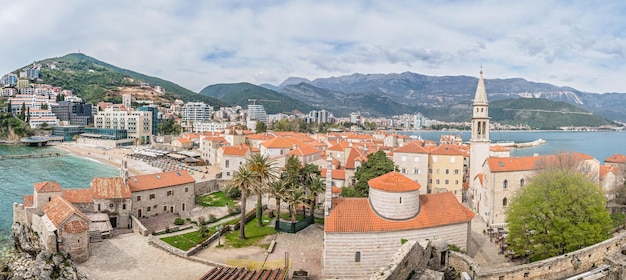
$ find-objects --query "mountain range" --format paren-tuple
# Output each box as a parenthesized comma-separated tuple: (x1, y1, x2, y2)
(9, 53, 626, 127)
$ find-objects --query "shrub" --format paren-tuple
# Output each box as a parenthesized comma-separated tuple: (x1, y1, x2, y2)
(207, 214, 217, 223)
(225, 187, 241, 199)
(197, 216, 206, 225)
(228, 204, 241, 214)
(174, 217, 185, 225)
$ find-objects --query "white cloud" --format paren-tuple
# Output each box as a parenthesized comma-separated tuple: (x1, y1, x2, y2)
(2, 0, 626, 93)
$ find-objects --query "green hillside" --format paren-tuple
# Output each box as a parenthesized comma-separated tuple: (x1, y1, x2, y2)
(34, 53, 226, 106)
(490, 98, 614, 129)
(199, 82, 315, 114)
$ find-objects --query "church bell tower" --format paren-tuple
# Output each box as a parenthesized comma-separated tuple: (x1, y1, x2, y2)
(469, 69, 491, 212)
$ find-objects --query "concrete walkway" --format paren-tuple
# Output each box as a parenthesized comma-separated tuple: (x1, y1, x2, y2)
(467, 215, 513, 268)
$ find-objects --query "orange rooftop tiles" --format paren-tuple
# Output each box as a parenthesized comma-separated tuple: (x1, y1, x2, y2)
(91, 177, 131, 199)
(368, 171, 421, 192)
(128, 170, 195, 192)
(62, 189, 93, 204)
(325, 192, 474, 233)
(605, 154, 626, 164)
(34, 181, 61, 193)
(43, 196, 89, 229)
(393, 142, 429, 154)
(222, 144, 250, 156)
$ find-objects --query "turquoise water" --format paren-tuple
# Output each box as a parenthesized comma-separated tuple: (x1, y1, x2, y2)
(0, 145, 118, 259)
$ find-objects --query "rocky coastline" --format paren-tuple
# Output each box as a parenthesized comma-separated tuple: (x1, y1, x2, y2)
(0, 223, 86, 280)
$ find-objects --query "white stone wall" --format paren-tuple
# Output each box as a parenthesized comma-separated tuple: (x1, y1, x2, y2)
(369, 188, 420, 220)
(324, 222, 469, 279)
(59, 216, 90, 263)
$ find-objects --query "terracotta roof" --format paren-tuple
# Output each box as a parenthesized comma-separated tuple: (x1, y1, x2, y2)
(287, 146, 321, 156)
(320, 168, 346, 180)
(63, 219, 89, 233)
(43, 196, 89, 229)
(368, 171, 421, 192)
(600, 165, 618, 178)
(246, 133, 275, 140)
(128, 170, 195, 192)
(261, 137, 302, 149)
(91, 177, 132, 199)
(476, 173, 484, 186)
(325, 192, 474, 232)
(393, 142, 429, 154)
(34, 181, 62, 193)
(429, 144, 463, 156)
(327, 142, 350, 152)
(605, 154, 626, 164)
(63, 188, 93, 204)
(199, 266, 287, 280)
(490, 145, 510, 152)
(23, 195, 34, 207)
(345, 147, 369, 169)
(332, 186, 341, 194)
(175, 137, 192, 143)
(487, 155, 547, 172)
(222, 144, 250, 156)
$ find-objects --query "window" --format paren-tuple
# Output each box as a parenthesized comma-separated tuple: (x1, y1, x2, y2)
(122, 204, 126, 210)
(401, 155, 406, 162)
(445, 179, 449, 184)
(185, 187, 189, 193)
(454, 190, 457, 194)
(445, 169, 449, 174)
(454, 169, 459, 175)
(455, 180, 459, 185)
(167, 190, 173, 196)
(428, 169, 432, 174)
(137, 196, 141, 201)
(450, 157, 456, 163)
(163, 206, 167, 211)
(355, 252, 361, 262)
(149, 194, 156, 200)
(429, 179, 432, 184)
(432, 156, 438, 162)
(147, 206, 151, 211)
(503, 180, 508, 189)
(436, 179, 440, 185)
(98, 204, 101, 211)
(503, 197, 508, 207)
(414, 169, 420, 175)
(414, 156, 420, 162)
(401, 168, 406, 174)
(399, 197, 402, 204)
(520, 178, 525, 188)
(48, 197, 51, 202)
(225, 160, 230, 168)
(436, 169, 440, 174)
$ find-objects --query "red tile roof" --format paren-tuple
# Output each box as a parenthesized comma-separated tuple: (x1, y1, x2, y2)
(332, 186, 341, 194)
(23, 195, 34, 207)
(175, 137, 192, 143)
(128, 170, 195, 192)
(605, 154, 626, 164)
(600, 165, 618, 178)
(320, 168, 346, 180)
(487, 155, 547, 172)
(325, 192, 474, 232)
(429, 144, 464, 155)
(63, 189, 93, 204)
(34, 181, 62, 193)
(63, 219, 89, 233)
(222, 144, 250, 156)
(327, 142, 350, 152)
(91, 177, 132, 199)
(368, 171, 421, 192)
(43, 196, 89, 229)
(261, 137, 303, 149)
(393, 142, 429, 154)
(287, 146, 321, 156)
(199, 266, 287, 280)
(490, 145, 510, 152)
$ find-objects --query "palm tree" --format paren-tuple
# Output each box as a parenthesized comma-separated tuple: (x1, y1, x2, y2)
(247, 153, 278, 226)
(283, 186, 308, 222)
(308, 177, 325, 217)
(269, 180, 286, 228)
(227, 165, 254, 240)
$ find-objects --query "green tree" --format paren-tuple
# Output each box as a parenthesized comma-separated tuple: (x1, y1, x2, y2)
(247, 153, 278, 226)
(227, 165, 255, 240)
(352, 150, 396, 196)
(255, 121, 267, 133)
(20, 102, 26, 121)
(269, 180, 286, 225)
(506, 169, 612, 262)
(308, 177, 325, 217)
(283, 185, 307, 222)
(157, 118, 182, 135)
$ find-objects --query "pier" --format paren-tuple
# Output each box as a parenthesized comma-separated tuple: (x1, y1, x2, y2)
(0, 152, 61, 160)
(20, 136, 64, 147)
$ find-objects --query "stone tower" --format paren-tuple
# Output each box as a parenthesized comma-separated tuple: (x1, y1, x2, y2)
(324, 157, 333, 216)
(469, 69, 490, 211)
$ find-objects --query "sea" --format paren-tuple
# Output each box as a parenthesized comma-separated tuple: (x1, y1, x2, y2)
(0, 145, 118, 261)
(0, 130, 625, 261)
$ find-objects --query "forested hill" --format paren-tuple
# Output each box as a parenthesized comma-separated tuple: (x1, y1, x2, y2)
(490, 98, 614, 130)
(199, 82, 316, 114)
(30, 53, 226, 106)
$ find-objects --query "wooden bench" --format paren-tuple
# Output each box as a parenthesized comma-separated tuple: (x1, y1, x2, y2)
(267, 240, 277, 253)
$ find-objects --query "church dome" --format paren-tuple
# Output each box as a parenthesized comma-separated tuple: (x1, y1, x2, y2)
(368, 172, 421, 220)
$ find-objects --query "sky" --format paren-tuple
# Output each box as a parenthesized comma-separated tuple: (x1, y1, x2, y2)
(2, 1, 626, 94)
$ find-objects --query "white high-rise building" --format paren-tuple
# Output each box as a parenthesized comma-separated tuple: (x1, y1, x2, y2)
(182, 102, 213, 122)
(247, 104, 267, 123)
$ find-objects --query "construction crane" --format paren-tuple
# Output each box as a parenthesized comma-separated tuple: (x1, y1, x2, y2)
(248, 99, 280, 105)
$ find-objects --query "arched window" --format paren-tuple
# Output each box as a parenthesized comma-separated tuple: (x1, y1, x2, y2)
(503, 180, 508, 189)
(520, 178, 525, 188)
(355, 251, 361, 262)
(503, 197, 508, 207)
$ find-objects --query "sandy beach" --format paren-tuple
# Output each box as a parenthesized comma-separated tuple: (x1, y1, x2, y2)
(51, 142, 214, 181)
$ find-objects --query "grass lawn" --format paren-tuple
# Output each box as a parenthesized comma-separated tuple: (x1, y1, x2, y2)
(161, 230, 213, 251)
(196, 191, 236, 207)
(224, 215, 277, 248)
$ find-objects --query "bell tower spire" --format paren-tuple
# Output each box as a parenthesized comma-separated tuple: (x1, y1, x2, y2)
(469, 68, 491, 215)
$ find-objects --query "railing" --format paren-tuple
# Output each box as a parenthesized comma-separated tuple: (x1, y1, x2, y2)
(276, 215, 314, 233)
